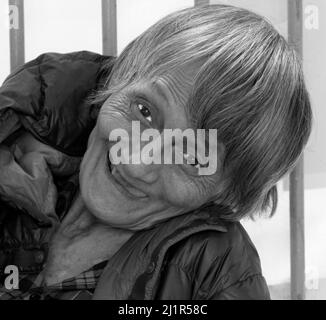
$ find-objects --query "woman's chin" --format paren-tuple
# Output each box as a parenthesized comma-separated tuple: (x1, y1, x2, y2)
(80, 161, 141, 228)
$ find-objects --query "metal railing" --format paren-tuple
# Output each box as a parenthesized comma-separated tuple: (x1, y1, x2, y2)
(102, 0, 117, 56)
(7, 0, 306, 300)
(288, 0, 305, 300)
(9, 0, 24, 72)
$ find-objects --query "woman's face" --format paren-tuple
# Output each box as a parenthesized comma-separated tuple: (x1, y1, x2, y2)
(80, 66, 225, 230)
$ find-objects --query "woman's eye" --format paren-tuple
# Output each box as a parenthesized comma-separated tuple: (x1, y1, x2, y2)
(183, 153, 200, 169)
(137, 103, 152, 123)
(183, 153, 209, 171)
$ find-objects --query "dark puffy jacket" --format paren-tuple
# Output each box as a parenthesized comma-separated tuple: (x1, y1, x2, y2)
(0, 51, 270, 300)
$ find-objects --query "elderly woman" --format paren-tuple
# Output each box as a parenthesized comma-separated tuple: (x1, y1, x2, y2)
(0, 5, 311, 300)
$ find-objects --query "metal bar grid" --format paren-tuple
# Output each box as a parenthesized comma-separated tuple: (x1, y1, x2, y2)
(102, 0, 117, 56)
(195, 0, 210, 6)
(288, 0, 306, 301)
(9, 0, 25, 72)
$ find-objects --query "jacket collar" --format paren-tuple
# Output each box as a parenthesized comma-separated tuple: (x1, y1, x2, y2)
(93, 205, 230, 300)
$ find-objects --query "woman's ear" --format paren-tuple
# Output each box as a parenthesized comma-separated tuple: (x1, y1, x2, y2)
(204, 139, 225, 177)
(216, 140, 226, 175)
(212, 141, 230, 202)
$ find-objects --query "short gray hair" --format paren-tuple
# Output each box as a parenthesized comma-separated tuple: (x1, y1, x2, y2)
(95, 5, 312, 220)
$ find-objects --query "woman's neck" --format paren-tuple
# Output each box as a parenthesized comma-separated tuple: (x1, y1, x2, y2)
(43, 194, 133, 286)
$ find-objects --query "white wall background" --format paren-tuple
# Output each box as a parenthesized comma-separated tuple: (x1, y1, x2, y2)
(0, 0, 325, 295)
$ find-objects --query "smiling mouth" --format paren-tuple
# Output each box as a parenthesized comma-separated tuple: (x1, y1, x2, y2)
(106, 151, 148, 200)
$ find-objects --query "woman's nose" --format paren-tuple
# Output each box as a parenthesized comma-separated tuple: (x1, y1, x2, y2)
(125, 133, 165, 184)
(119, 162, 159, 185)
(109, 133, 163, 185)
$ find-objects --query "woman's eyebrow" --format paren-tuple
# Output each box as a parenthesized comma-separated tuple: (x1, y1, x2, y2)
(149, 80, 173, 108)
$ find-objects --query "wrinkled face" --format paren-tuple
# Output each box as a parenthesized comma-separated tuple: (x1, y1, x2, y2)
(80, 66, 225, 230)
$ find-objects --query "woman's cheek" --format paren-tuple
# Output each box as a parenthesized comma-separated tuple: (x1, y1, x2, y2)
(164, 174, 205, 209)
(86, 127, 98, 150)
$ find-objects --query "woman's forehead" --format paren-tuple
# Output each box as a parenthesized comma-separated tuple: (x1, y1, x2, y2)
(149, 62, 202, 108)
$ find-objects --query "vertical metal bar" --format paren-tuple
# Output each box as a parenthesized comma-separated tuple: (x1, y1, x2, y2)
(9, 0, 25, 72)
(288, 0, 305, 300)
(195, 0, 210, 6)
(289, 158, 305, 300)
(102, 0, 117, 56)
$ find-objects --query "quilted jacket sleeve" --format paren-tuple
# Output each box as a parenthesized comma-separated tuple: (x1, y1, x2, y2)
(155, 224, 271, 300)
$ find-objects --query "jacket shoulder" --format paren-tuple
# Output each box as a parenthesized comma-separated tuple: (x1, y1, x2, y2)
(4, 51, 111, 83)
(156, 222, 270, 300)
(0, 51, 115, 156)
